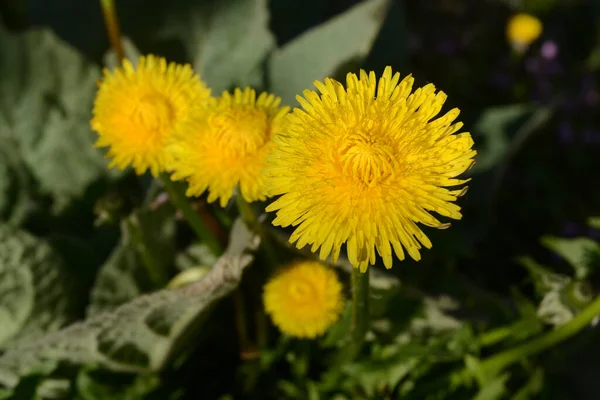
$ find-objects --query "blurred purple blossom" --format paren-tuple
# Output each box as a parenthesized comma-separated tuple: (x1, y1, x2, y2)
(540, 40, 559, 60)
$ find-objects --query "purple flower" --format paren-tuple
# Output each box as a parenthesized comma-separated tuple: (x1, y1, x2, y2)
(540, 40, 558, 60)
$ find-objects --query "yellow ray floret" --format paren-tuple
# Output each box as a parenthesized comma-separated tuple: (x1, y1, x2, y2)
(168, 87, 289, 207)
(91, 54, 210, 177)
(264, 67, 476, 272)
(263, 261, 345, 338)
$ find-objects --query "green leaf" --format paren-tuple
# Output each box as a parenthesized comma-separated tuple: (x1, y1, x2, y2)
(541, 236, 600, 279)
(321, 304, 352, 348)
(268, 0, 391, 106)
(464, 355, 511, 399)
(167, 267, 211, 289)
(337, 323, 473, 398)
(409, 295, 463, 334)
(472, 373, 509, 400)
(588, 216, 600, 229)
(0, 138, 34, 226)
(368, 266, 402, 319)
(175, 243, 218, 271)
(160, 0, 275, 93)
(342, 355, 418, 398)
(0, 225, 74, 347)
(75, 369, 160, 400)
(36, 378, 71, 399)
(518, 256, 570, 296)
(537, 290, 575, 326)
(22, 111, 108, 211)
(0, 24, 108, 211)
(0, 219, 259, 388)
(87, 204, 176, 316)
(471, 104, 532, 173)
(512, 368, 544, 400)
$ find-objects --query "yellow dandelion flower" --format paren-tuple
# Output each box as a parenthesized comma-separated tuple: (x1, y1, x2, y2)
(263, 261, 344, 338)
(91, 54, 210, 176)
(168, 87, 289, 207)
(264, 67, 476, 272)
(507, 13, 542, 48)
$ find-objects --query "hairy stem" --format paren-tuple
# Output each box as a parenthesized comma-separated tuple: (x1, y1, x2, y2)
(160, 174, 222, 256)
(351, 268, 370, 357)
(99, 0, 124, 60)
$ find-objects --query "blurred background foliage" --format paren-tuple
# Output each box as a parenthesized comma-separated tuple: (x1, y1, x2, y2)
(0, 0, 600, 399)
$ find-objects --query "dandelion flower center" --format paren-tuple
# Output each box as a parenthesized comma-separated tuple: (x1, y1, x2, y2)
(212, 107, 269, 154)
(288, 280, 315, 302)
(338, 125, 396, 185)
(263, 261, 344, 338)
(131, 92, 176, 137)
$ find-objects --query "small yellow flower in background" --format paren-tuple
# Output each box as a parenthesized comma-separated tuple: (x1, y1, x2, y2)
(507, 13, 542, 48)
(168, 87, 289, 207)
(263, 261, 344, 339)
(91, 55, 210, 176)
(264, 67, 476, 272)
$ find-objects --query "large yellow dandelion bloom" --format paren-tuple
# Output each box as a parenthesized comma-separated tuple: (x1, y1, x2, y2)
(263, 261, 344, 338)
(264, 67, 476, 272)
(507, 13, 542, 47)
(168, 87, 289, 207)
(91, 55, 210, 176)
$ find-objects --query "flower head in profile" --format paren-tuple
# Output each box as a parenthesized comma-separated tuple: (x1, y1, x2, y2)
(263, 261, 344, 338)
(91, 55, 210, 176)
(264, 67, 476, 272)
(507, 13, 542, 50)
(168, 87, 289, 207)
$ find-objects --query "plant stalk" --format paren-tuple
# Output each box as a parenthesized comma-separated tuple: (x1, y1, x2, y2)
(351, 267, 370, 357)
(235, 196, 278, 269)
(160, 174, 222, 256)
(234, 196, 279, 352)
(126, 215, 168, 287)
(479, 294, 600, 376)
(99, 0, 125, 60)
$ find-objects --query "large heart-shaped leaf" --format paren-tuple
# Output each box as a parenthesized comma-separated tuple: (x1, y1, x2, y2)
(0, 24, 108, 211)
(0, 219, 259, 388)
(160, 0, 275, 93)
(268, 0, 391, 106)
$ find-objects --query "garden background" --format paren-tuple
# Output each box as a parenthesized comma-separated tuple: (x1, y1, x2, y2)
(0, 0, 599, 399)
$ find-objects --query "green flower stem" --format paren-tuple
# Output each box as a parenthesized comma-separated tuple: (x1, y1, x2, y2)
(99, 0, 124, 60)
(351, 268, 370, 357)
(235, 196, 279, 352)
(235, 196, 278, 269)
(236, 195, 258, 227)
(160, 174, 222, 256)
(126, 215, 168, 287)
(233, 289, 250, 349)
(476, 324, 516, 348)
(479, 294, 600, 376)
